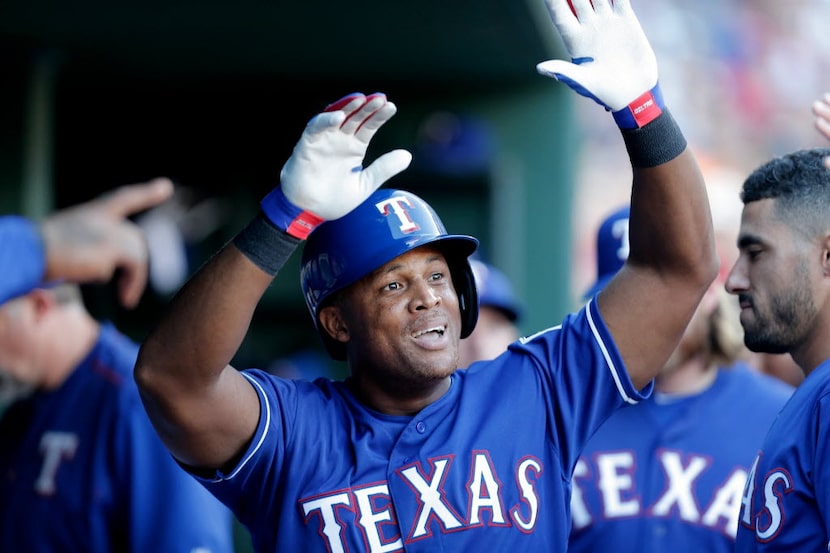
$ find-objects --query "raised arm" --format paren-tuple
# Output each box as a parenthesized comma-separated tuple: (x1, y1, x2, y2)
(134, 93, 412, 470)
(0, 178, 173, 307)
(537, 0, 718, 389)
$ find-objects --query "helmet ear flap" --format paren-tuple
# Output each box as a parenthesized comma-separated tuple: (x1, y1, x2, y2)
(448, 255, 479, 339)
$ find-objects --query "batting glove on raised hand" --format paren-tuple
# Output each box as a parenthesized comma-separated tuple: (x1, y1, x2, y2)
(536, 0, 662, 129)
(261, 93, 413, 239)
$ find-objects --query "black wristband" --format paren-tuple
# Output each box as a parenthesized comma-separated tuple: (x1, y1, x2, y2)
(621, 109, 687, 169)
(232, 212, 302, 276)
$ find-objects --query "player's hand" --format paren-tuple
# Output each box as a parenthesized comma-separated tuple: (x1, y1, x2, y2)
(261, 92, 412, 239)
(813, 92, 830, 170)
(41, 178, 174, 308)
(536, 0, 659, 125)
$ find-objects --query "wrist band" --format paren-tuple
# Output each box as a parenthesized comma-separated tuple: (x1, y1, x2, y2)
(613, 83, 665, 129)
(260, 187, 324, 240)
(621, 109, 687, 168)
(232, 213, 302, 276)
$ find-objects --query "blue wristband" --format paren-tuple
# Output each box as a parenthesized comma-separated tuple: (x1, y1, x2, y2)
(260, 187, 323, 240)
(612, 83, 665, 130)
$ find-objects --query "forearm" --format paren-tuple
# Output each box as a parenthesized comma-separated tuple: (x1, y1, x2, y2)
(136, 215, 300, 388)
(624, 114, 718, 284)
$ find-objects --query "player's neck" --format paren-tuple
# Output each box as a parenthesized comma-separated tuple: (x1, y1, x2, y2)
(40, 307, 100, 390)
(346, 375, 451, 416)
(654, 357, 718, 396)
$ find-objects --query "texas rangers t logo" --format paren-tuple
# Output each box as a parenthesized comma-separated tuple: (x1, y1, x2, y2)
(376, 196, 420, 234)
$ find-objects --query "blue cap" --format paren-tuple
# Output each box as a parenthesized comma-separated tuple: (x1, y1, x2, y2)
(470, 259, 522, 322)
(583, 205, 630, 301)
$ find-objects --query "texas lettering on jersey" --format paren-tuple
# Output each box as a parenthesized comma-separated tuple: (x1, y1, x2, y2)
(739, 453, 791, 541)
(298, 451, 544, 552)
(571, 449, 747, 537)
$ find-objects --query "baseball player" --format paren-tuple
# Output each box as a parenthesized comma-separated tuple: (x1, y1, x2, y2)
(726, 144, 830, 549)
(457, 258, 524, 368)
(133, 0, 719, 551)
(568, 204, 794, 553)
(0, 180, 237, 552)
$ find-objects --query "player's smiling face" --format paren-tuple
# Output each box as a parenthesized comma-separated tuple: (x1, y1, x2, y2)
(321, 245, 462, 389)
(726, 199, 820, 354)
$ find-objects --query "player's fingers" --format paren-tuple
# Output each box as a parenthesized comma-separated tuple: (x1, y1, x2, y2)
(117, 261, 148, 308)
(100, 178, 175, 218)
(303, 111, 347, 140)
(816, 115, 830, 141)
(341, 93, 387, 136)
(590, 0, 613, 16)
(113, 230, 150, 309)
(562, 0, 594, 22)
(813, 96, 830, 139)
(354, 101, 397, 144)
(361, 149, 413, 190)
(544, 0, 581, 36)
(324, 92, 366, 114)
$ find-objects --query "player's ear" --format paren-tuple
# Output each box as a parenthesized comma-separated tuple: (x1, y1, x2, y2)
(318, 305, 350, 345)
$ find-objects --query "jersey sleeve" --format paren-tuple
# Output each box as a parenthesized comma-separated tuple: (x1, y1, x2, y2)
(0, 216, 46, 304)
(517, 298, 653, 474)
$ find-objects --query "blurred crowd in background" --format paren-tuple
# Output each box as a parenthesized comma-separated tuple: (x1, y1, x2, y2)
(571, 0, 830, 303)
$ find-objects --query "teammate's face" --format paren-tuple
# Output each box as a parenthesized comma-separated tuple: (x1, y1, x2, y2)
(725, 199, 820, 355)
(458, 307, 518, 368)
(324, 245, 463, 388)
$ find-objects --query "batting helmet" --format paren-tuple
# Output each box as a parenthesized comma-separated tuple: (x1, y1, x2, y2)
(301, 188, 479, 360)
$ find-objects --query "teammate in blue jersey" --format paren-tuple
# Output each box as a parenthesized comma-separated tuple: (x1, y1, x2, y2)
(0, 180, 237, 552)
(133, 1, 719, 551)
(457, 258, 524, 368)
(726, 119, 830, 549)
(568, 204, 794, 553)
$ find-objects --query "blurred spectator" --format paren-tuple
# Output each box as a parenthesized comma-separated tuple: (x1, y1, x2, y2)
(458, 258, 524, 368)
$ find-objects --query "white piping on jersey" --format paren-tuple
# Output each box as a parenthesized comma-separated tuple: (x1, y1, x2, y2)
(213, 372, 271, 481)
(585, 298, 639, 405)
(517, 300, 639, 406)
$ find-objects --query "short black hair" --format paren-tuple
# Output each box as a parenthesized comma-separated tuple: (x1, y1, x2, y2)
(741, 148, 830, 235)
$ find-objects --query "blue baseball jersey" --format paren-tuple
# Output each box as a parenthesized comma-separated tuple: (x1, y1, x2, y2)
(192, 299, 652, 552)
(735, 359, 830, 552)
(0, 216, 46, 304)
(0, 322, 236, 553)
(568, 362, 794, 553)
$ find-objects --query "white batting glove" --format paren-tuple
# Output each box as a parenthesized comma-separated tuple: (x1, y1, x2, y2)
(536, 0, 662, 129)
(261, 93, 413, 239)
